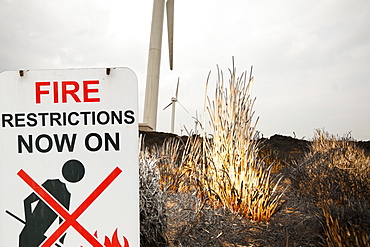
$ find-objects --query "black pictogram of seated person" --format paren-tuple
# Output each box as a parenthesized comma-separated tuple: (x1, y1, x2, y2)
(19, 159, 85, 247)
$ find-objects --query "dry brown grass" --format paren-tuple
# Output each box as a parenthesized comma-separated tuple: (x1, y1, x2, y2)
(295, 129, 370, 206)
(291, 129, 370, 247)
(180, 61, 285, 222)
(149, 138, 186, 192)
(321, 204, 370, 247)
(139, 143, 168, 246)
(311, 130, 370, 178)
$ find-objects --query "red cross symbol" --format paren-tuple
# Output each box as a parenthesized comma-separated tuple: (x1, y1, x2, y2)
(17, 167, 122, 247)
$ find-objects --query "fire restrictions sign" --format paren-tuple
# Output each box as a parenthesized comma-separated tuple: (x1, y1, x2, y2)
(0, 68, 139, 246)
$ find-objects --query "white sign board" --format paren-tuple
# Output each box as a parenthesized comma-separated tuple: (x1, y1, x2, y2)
(0, 68, 139, 247)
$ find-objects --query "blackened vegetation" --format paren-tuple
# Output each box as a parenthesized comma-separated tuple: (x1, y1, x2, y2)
(139, 131, 370, 246)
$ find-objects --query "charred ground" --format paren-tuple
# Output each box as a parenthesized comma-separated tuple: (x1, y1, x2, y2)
(139, 131, 370, 247)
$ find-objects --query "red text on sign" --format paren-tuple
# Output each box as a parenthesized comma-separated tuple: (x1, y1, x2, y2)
(35, 80, 100, 104)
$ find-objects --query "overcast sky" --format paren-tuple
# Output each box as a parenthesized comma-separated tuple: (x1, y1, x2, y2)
(1, 0, 369, 140)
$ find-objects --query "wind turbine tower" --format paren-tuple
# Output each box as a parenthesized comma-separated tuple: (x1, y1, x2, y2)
(142, 0, 174, 131)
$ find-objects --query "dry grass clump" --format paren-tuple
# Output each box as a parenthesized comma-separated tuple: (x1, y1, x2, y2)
(291, 129, 370, 247)
(139, 61, 287, 246)
(258, 143, 285, 174)
(182, 62, 285, 222)
(140, 137, 204, 246)
(321, 204, 370, 247)
(311, 130, 370, 180)
(147, 138, 188, 192)
(295, 129, 370, 205)
(139, 144, 168, 246)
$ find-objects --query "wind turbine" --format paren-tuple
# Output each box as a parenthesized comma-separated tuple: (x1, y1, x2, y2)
(142, 0, 175, 131)
(193, 111, 200, 134)
(163, 78, 188, 133)
(180, 124, 184, 136)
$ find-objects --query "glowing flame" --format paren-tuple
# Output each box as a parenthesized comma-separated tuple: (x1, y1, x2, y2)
(80, 229, 129, 247)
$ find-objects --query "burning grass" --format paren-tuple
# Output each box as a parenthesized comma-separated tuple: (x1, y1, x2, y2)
(139, 61, 369, 246)
(181, 62, 285, 222)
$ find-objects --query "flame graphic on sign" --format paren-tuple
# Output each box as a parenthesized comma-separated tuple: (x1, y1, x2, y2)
(80, 229, 129, 247)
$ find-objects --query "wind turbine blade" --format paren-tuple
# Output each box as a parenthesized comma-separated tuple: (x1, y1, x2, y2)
(175, 77, 179, 98)
(166, 0, 174, 70)
(177, 100, 189, 113)
(163, 102, 173, 110)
